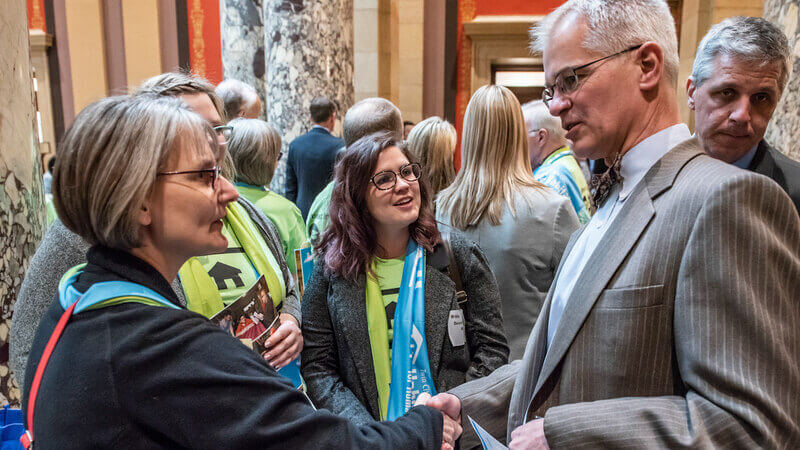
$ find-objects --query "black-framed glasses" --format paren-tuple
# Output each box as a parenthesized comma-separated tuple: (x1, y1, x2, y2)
(370, 162, 422, 190)
(157, 166, 221, 190)
(542, 45, 642, 107)
(214, 125, 233, 144)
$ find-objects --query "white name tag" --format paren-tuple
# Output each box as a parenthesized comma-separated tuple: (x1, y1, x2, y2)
(448, 309, 466, 347)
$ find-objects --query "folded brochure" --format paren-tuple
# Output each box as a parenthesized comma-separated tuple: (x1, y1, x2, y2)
(468, 416, 508, 450)
(210, 274, 305, 391)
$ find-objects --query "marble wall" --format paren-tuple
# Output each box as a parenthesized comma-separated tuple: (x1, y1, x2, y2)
(264, 0, 354, 194)
(0, 0, 45, 405)
(765, 0, 800, 160)
(220, 0, 267, 119)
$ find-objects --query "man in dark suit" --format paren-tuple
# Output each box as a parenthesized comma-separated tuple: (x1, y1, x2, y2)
(687, 16, 800, 214)
(285, 96, 345, 219)
(425, 1, 800, 448)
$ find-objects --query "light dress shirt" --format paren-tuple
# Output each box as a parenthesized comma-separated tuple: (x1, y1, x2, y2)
(546, 124, 692, 348)
(732, 143, 759, 169)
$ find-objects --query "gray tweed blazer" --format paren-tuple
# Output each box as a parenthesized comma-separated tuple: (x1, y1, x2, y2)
(301, 230, 509, 425)
(10, 197, 298, 386)
(451, 138, 800, 448)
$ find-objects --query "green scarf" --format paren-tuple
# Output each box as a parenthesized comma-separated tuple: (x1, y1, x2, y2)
(365, 260, 392, 420)
(179, 201, 285, 318)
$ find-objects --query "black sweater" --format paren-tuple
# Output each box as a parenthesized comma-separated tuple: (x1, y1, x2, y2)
(22, 245, 443, 449)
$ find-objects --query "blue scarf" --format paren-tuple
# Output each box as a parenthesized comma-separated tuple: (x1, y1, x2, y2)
(386, 239, 437, 420)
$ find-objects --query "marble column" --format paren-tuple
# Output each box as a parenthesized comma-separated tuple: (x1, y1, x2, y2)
(220, 0, 267, 119)
(765, 0, 800, 161)
(0, 1, 45, 406)
(264, 0, 354, 195)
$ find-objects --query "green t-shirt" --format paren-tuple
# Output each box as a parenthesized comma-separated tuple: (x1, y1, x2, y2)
(45, 194, 57, 227)
(236, 183, 308, 274)
(306, 181, 335, 247)
(373, 256, 404, 345)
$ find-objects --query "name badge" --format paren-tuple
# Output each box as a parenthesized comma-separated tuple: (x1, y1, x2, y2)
(448, 309, 466, 347)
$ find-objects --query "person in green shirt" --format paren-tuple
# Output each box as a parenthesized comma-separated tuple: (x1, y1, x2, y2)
(226, 118, 309, 275)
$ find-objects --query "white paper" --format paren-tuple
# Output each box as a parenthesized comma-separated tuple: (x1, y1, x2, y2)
(468, 415, 508, 450)
(448, 309, 466, 347)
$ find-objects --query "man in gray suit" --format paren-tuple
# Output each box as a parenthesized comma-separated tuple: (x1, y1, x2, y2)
(687, 16, 800, 214)
(426, 0, 800, 448)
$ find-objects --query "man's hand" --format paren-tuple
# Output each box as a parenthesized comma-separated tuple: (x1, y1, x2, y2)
(264, 314, 303, 369)
(415, 393, 462, 450)
(426, 393, 462, 422)
(509, 418, 549, 450)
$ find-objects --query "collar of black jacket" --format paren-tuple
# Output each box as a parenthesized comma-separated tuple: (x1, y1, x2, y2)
(427, 242, 450, 272)
(72, 245, 183, 307)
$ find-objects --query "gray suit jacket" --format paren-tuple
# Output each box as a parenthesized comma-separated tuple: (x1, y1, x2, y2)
(10, 197, 298, 386)
(301, 230, 509, 425)
(451, 138, 800, 448)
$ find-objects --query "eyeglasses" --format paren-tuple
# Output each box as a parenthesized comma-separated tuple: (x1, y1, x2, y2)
(157, 166, 221, 190)
(370, 162, 422, 190)
(542, 45, 642, 107)
(214, 125, 233, 144)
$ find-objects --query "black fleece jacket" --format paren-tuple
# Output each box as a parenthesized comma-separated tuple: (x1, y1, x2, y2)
(22, 245, 442, 449)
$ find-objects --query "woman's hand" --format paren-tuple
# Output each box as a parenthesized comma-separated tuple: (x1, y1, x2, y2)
(263, 313, 303, 369)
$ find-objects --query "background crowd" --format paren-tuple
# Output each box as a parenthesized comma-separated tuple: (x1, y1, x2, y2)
(8, 0, 800, 448)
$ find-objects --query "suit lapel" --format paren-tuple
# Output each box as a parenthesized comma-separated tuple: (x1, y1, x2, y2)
(530, 138, 704, 401)
(334, 274, 382, 418)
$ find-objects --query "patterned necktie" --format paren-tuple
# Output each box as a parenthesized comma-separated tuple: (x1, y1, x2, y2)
(590, 152, 624, 207)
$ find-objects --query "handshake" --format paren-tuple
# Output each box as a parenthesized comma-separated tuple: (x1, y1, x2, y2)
(414, 393, 463, 450)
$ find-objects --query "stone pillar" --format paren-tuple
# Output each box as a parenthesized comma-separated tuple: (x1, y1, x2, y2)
(765, 0, 800, 161)
(0, 1, 45, 405)
(220, 0, 267, 119)
(264, 0, 354, 195)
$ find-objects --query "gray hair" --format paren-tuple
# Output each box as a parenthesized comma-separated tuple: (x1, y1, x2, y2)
(692, 16, 791, 91)
(226, 118, 282, 186)
(521, 100, 566, 144)
(342, 97, 403, 146)
(216, 79, 260, 120)
(532, 0, 679, 83)
(53, 95, 215, 249)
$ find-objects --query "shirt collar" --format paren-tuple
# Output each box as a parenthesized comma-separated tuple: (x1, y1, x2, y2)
(312, 125, 331, 134)
(733, 143, 759, 169)
(619, 123, 692, 198)
(542, 146, 572, 165)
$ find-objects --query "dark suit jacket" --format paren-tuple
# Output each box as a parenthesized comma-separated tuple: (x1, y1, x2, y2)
(301, 230, 509, 425)
(749, 140, 800, 215)
(285, 127, 344, 219)
(452, 138, 800, 448)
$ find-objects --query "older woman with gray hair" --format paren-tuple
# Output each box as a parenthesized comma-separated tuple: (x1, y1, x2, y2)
(227, 118, 308, 274)
(20, 94, 449, 448)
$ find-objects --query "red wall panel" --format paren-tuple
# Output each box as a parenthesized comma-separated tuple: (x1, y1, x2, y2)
(186, 0, 223, 84)
(475, 0, 563, 16)
(27, 0, 47, 31)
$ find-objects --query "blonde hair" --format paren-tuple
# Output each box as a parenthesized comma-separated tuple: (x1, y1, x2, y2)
(437, 85, 542, 227)
(53, 95, 215, 249)
(407, 117, 457, 196)
(227, 118, 282, 186)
